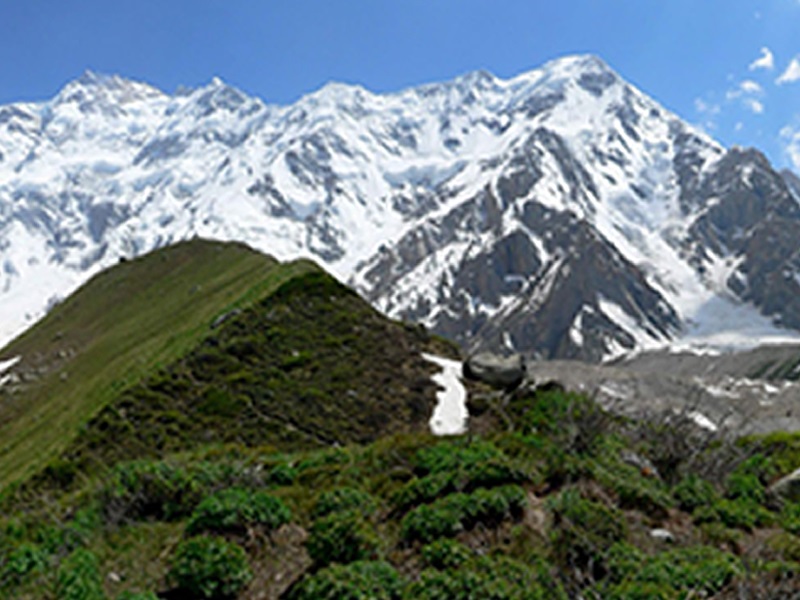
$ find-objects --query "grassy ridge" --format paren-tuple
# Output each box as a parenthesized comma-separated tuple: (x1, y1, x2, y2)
(51, 268, 446, 483)
(0, 240, 315, 488)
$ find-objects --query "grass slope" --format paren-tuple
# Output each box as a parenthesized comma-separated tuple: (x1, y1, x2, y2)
(52, 268, 448, 484)
(0, 240, 314, 489)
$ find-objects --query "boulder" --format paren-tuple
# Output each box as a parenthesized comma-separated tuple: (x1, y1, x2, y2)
(649, 528, 675, 543)
(211, 308, 242, 329)
(463, 352, 525, 389)
(620, 449, 661, 479)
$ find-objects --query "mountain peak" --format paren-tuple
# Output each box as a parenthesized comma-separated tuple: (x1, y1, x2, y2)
(187, 77, 256, 115)
(56, 70, 163, 108)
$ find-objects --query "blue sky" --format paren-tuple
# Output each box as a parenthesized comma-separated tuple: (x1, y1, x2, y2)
(3, 1, 800, 170)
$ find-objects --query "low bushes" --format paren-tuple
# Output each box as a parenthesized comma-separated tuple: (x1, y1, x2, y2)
(186, 488, 291, 536)
(168, 535, 252, 599)
(401, 485, 526, 543)
(307, 510, 379, 566)
(672, 474, 717, 512)
(286, 560, 403, 600)
(56, 549, 105, 600)
(312, 487, 376, 519)
(408, 551, 565, 600)
(548, 488, 626, 581)
(619, 546, 740, 596)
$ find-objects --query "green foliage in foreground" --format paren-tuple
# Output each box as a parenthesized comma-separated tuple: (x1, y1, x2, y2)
(56, 549, 105, 600)
(603, 546, 741, 598)
(168, 535, 252, 599)
(307, 509, 380, 566)
(287, 560, 403, 600)
(186, 488, 291, 536)
(401, 484, 527, 543)
(4, 388, 800, 598)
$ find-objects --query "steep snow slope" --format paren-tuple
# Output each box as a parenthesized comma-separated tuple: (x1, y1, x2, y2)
(1, 57, 799, 359)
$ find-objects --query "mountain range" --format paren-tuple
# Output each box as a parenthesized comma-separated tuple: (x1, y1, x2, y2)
(2, 55, 800, 360)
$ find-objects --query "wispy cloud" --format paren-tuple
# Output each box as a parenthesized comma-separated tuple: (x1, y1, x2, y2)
(749, 47, 775, 71)
(739, 80, 763, 94)
(725, 79, 765, 114)
(694, 98, 720, 115)
(777, 57, 800, 84)
(743, 98, 764, 114)
(780, 125, 800, 169)
(726, 79, 764, 100)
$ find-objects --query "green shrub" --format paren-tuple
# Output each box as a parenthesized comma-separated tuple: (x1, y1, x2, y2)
(116, 593, 159, 600)
(604, 542, 644, 585)
(56, 549, 105, 600)
(673, 474, 717, 512)
(593, 459, 672, 519)
(631, 546, 740, 595)
(0, 542, 47, 586)
(400, 503, 462, 544)
(287, 560, 403, 600)
(693, 498, 773, 531)
(741, 434, 800, 480)
(421, 539, 472, 570)
(186, 488, 291, 535)
(307, 510, 379, 566)
(725, 471, 766, 504)
(462, 485, 527, 526)
(101, 460, 200, 523)
(407, 569, 488, 599)
(407, 554, 564, 600)
(312, 487, 376, 519)
(414, 440, 503, 475)
(391, 472, 456, 512)
(168, 535, 252, 599)
(266, 462, 297, 486)
(401, 485, 526, 544)
(515, 390, 610, 456)
(548, 488, 626, 578)
(604, 581, 675, 600)
(463, 459, 530, 491)
(781, 502, 800, 535)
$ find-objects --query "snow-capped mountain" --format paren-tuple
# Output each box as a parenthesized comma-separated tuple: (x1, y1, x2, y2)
(2, 56, 800, 360)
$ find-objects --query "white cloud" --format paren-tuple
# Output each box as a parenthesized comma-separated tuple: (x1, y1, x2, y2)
(780, 125, 800, 169)
(694, 98, 720, 115)
(726, 79, 763, 100)
(749, 47, 774, 71)
(735, 122, 744, 132)
(777, 57, 800, 84)
(724, 79, 766, 114)
(743, 98, 764, 114)
(739, 79, 763, 94)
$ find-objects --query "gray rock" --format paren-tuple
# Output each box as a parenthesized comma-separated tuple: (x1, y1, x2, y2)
(463, 352, 525, 389)
(211, 308, 242, 329)
(769, 467, 800, 503)
(650, 528, 675, 543)
(620, 449, 660, 479)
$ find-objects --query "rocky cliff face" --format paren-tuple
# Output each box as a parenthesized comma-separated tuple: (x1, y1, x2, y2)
(1, 57, 799, 359)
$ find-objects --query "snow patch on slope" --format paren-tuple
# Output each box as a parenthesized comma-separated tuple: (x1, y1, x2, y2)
(422, 353, 468, 435)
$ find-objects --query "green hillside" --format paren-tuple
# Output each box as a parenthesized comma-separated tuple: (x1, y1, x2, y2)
(0, 240, 316, 488)
(4, 239, 800, 598)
